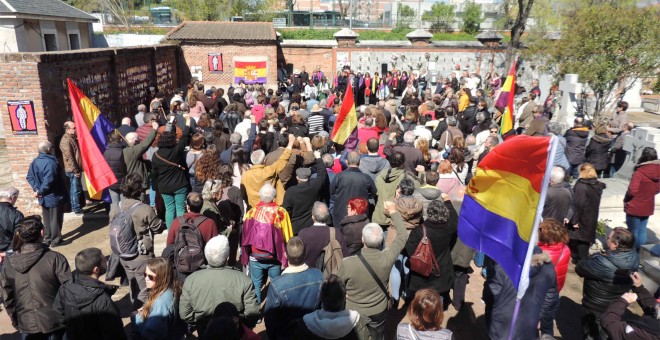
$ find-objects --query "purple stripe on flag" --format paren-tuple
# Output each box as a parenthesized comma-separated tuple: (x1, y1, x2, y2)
(89, 114, 117, 154)
(458, 195, 529, 288)
(495, 90, 511, 108)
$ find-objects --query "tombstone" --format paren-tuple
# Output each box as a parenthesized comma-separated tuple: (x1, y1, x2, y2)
(618, 78, 643, 111)
(556, 74, 583, 127)
(616, 126, 660, 180)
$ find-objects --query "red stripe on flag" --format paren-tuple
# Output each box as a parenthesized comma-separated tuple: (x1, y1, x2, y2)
(331, 82, 357, 144)
(235, 61, 267, 69)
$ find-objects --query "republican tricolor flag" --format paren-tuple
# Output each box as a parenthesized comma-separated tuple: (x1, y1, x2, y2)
(331, 82, 358, 145)
(458, 135, 557, 301)
(67, 79, 117, 200)
(496, 61, 516, 135)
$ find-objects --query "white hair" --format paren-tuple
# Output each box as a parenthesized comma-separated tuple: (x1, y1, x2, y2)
(121, 117, 131, 125)
(550, 166, 565, 185)
(38, 141, 52, 154)
(403, 131, 416, 143)
(250, 149, 266, 165)
(259, 183, 277, 203)
(205, 235, 230, 268)
(0, 186, 19, 202)
(125, 132, 138, 145)
(362, 223, 384, 248)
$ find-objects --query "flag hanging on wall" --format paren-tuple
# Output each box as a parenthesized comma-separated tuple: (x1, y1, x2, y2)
(496, 61, 517, 135)
(458, 135, 556, 299)
(331, 79, 358, 145)
(234, 57, 267, 84)
(67, 78, 117, 200)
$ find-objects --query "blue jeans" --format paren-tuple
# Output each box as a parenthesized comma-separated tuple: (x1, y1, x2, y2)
(161, 187, 187, 229)
(65, 172, 82, 213)
(389, 253, 409, 301)
(626, 214, 649, 251)
(149, 178, 156, 207)
(249, 259, 281, 303)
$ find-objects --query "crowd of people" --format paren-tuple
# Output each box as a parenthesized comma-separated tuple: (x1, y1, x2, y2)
(0, 65, 659, 340)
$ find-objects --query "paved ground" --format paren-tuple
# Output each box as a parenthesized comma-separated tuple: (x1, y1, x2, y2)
(1, 131, 658, 339)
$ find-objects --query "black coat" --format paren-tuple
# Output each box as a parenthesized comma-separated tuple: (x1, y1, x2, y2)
(151, 127, 190, 194)
(282, 159, 328, 234)
(460, 105, 478, 135)
(339, 214, 370, 256)
(330, 167, 377, 227)
(564, 127, 590, 165)
(405, 201, 458, 293)
(0, 243, 71, 334)
(576, 249, 639, 313)
(103, 143, 126, 191)
(585, 134, 613, 171)
(54, 273, 126, 340)
(0, 202, 24, 252)
(542, 182, 573, 222)
(569, 178, 606, 243)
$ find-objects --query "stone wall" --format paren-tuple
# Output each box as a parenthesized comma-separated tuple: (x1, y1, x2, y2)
(0, 45, 183, 213)
(180, 43, 278, 86)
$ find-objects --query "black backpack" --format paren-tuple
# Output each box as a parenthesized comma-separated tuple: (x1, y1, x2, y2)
(173, 216, 207, 274)
(109, 203, 143, 260)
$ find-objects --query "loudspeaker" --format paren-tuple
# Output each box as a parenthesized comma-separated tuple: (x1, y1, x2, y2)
(381, 63, 388, 75)
(286, 63, 294, 75)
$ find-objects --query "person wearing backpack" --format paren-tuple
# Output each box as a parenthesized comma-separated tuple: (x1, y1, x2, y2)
(110, 173, 164, 309)
(298, 202, 348, 273)
(264, 237, 324, 340)
(404, 197, 457, 308)
(166, 192, 218, 281)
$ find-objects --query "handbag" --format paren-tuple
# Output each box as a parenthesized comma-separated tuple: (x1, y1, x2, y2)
(409, 226, 441, 277)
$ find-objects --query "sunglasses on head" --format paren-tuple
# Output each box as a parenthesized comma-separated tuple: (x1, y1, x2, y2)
(144, 273, 155, 281)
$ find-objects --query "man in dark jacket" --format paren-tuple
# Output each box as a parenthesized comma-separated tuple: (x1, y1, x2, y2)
(0, 217, 71, 338)
(564, 117, 590, 178)
(576, 227, 640, 340)
(542, 166, 573, 223)
(282, 154, 327, 234)
(601, 272, 660, 340)
(265, 237, 324, 340)
(459, 96, 479, 135)
(383, 131, 424, 176)
(27, 141, 66, 246)
(54, 248, 125, 340)
(103, 132, 127, 216)
(330, 151, 377, 227)
(298, 202, 349, 268)
(116, 117, 136, 138)
(0, 187, 23, 270)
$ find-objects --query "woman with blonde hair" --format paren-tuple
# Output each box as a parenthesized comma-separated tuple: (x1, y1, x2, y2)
(132, 258, 184, 339)
(568, 162, 606, 263)
(396, 288, 453, 339)
(415, 137, 431, 164)
(188, 91, 206, 119)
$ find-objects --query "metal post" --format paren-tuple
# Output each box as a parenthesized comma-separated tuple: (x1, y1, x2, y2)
(349, 0, 353, 29)
(418, 0, 422, 29)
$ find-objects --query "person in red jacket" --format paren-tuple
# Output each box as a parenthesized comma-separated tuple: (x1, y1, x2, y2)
(538, 218, 571, 337)
(624, 147, 660, 251)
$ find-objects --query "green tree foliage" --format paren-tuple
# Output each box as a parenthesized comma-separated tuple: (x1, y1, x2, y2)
(461, 0, 483, 35)
(397, 4, 416, 29)
(422, 3, 455, 32)
(530, 4, 660, 120)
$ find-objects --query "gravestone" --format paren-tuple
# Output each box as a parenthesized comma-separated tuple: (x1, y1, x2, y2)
(616, 126, 660, 180)
(557, 74, 582, 127)
(619, 79, 643, 111)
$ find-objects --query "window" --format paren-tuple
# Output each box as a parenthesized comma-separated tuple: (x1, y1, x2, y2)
(68, 33, 80, 50)
(44, 34, 57, 51)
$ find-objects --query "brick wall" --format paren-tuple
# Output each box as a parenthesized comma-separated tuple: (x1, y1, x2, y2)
(0, 45, 183, 213)
(280, 46, 335, 80)
(180, 43, 278, 87)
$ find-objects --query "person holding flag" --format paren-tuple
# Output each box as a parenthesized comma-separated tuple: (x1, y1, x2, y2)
(495, 61, 517, 139)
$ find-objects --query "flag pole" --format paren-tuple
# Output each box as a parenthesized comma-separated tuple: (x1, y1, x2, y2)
(507, 135, 558, 340)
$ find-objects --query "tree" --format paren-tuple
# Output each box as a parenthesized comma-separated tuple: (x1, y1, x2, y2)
(461, 0, 483, 34)
(530, 4, 660, 121)
(397, 4, 416, 29)
(508, 0, 535, 66)
(422, 3, 455, 32)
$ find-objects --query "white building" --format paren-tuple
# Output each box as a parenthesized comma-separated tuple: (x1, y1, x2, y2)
(0, 0, 97, 53)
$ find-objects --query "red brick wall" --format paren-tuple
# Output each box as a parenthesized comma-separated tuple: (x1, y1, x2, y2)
(0, 45, 183, 213)
(280, 46, 335, 79)
(180, 43, 278, 86)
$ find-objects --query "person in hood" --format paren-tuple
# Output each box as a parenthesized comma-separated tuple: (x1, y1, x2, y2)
(601, 271, 660, 340)
(564, 117, 590, 179)
(294, 274, 371, 340)
(396, 288, 453, 340)
(483, 247, 557, 340)
(568, 162, 606, 263)
(0, 216, 71, 339)
(624, 147, 660, 251)
(576, 227, 640, 340)
(54, 248, 125, 340)
(359, 138, 390, 182)
(585, 125, 613, 177)
(413, 170, 443, 219)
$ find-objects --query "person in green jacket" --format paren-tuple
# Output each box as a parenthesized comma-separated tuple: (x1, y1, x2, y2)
(371, 151, 421, 227)
(179, 235, 260, 338)
(123, 120, 159, 202)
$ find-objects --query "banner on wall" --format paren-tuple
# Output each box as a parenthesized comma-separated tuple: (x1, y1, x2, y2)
(234, 56, 267, 84)
(208, 53, 223, 73)
(7, 100, 37, 135)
